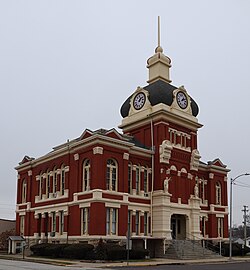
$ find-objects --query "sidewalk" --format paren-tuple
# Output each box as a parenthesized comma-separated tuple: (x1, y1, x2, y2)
(1, 253, 250, 268)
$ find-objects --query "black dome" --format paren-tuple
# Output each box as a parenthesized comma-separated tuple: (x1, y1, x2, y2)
(120, 80, 199, 118)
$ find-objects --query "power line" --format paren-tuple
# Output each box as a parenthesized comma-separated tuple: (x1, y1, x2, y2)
(234, 183, 250, 189)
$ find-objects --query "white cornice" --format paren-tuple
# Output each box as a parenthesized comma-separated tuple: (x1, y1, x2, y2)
(120, 103, 202, 132)
(199, 162, 230, 174)
(15, 133, 152, 171)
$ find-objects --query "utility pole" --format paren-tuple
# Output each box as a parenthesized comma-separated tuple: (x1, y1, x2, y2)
(242, 205, 249, 247)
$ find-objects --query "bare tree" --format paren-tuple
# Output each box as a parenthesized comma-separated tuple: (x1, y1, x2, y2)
(0, 228, 15, 251)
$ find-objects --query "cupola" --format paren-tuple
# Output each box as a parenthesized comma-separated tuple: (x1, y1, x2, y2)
(147, 17, 172, 84)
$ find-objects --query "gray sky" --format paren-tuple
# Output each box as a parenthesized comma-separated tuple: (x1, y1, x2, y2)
(0, 0, 250, 226)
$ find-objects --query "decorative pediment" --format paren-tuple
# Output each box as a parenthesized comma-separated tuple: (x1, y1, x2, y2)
(106, 128, 124, 140)
(79, 128, 124, 141)
(128, 87, 151, 116)
(171, 86, 193, 115)
(79, 129, 94, 140)
(19, 155, 34, 165)
(208, 158, 227, 168)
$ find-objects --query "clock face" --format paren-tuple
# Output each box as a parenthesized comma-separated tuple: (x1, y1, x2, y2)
(133, 92, 146, 110)
(176, 91, 188, 109)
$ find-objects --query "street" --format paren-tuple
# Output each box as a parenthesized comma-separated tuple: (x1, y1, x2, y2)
(1, 259, 250, 270)
(0, 259, 104, 270)
(113, 262, 250, 270)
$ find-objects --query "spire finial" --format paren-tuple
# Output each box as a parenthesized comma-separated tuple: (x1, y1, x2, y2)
(158, 16, 160, 47)
(155, 16, 163, 53)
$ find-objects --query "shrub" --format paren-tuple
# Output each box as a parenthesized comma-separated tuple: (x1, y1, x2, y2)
(44, 244, 69, 258)
(63, 243, 94, 259)
(30, 243, 52, 256)
(107, 247, 127, 261)
(219, 242, 250, 257)
(94, 239, 107, 260)
(129, 248, 149, 260)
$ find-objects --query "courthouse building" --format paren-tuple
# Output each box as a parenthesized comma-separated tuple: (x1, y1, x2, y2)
(15, 35, 229, 254)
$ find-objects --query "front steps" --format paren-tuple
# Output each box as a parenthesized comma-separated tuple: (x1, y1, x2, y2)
(164, 240, 222, 260)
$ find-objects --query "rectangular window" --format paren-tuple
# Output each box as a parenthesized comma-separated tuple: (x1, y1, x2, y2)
(169, 130, 172, 143)
(135, 211, 139, 235)
(112, 209, 117, 234)
(82, 208, 90, 235)
(218, 218, 223, 238)
(20, 216, 25, 236)
(200, 180, 207, 203)
(106, 208, 110, 234)
(173, 132, 177, 145)
(51, 212, 56, 233)
(59, 211, 64, 235)
(183, 135, 187, 148)
(106, 208, 117, 235)
(144, 169, 148, 194)
(136, 167, 140, 195)
(128, 210, 132, 236)
(144, 212, 148, 236)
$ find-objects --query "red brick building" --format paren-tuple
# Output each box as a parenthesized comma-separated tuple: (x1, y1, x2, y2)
(15, 39, 229, 255)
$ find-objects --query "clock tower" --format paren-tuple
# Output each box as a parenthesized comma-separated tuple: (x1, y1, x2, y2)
(119, 21, 228, 241)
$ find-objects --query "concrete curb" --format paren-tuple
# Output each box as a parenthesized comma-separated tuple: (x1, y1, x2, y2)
(1, 254, 250, 268)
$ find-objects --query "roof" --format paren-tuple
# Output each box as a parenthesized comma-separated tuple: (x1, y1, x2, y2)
(120, 80, 199, 118)
(18, 128, 150, 166)
(8, 236, 25, 241)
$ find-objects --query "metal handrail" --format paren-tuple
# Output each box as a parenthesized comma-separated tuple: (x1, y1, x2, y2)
(185, 233, 225, 255)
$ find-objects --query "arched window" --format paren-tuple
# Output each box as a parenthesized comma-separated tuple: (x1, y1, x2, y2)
(61, 165, 65, 196)
(46, 170, 50, 198)
(22, 179, 27, 203)
(38, 173, 43, 199)
(52, 167, 57, 195)
(83, 159, 91, 191)
(106, 159, 118, 191)
(216, 182, 222, 205)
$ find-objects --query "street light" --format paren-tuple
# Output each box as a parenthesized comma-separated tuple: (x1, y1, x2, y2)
(229, 173, 250, 260)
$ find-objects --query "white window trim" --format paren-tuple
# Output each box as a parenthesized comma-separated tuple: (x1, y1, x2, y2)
(106, 208, 118, 235)
(59, 211, 64, 235)
(20, 216, 25, 236)
(22, 180, 27, 203)
(51, 211, 56, 233)
(81, 208, 89, 235)
(106, 159, 118, 191)
(83, 160, 90, 191)
(216, 182, 222, 205)
(135, 166, 140, 195)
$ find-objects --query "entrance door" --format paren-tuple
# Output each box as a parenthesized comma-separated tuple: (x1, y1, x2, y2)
(171, 214, 186, 240)
(171, 218, 177, 239)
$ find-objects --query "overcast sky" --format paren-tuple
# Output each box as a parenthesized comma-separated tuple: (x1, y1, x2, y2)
(0, 0, 250, 226)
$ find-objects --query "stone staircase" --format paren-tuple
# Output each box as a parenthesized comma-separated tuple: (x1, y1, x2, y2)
(164, 240, 222, 260)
